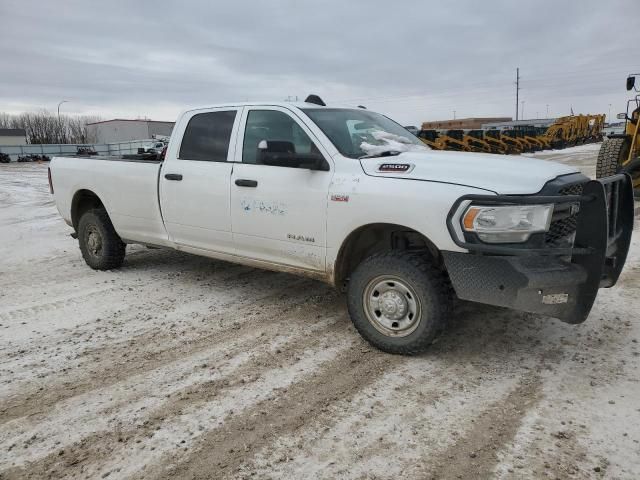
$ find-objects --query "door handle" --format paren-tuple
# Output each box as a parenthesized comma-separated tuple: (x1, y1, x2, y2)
(235, 179, 258, 187)
(164, 173, 183, 181)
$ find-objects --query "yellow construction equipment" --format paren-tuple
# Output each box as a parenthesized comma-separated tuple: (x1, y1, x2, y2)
(497, 130, 526, 154)
(483, 130, 517, 154)
(597, 73, 640, 195)
(515, 125, 545, 151)
(417, 130, 443, 149)
(438, 130, 470, 151)
(417, 114, 605, 155)
(463, 130, 493, 153)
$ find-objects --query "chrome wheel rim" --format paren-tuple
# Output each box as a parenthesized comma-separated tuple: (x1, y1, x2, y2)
(86, 225, 103, 258)
(363, 275, 422, 337)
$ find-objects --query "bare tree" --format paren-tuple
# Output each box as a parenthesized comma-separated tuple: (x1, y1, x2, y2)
(0, 111, 103, 144)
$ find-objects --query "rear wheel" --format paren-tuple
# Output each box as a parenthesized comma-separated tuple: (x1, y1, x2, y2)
(78, 208, 126, 270)
(347, 251, 452, 355)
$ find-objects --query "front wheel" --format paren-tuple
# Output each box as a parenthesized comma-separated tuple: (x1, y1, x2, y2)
(347, 251, 452, 355)
(78, 208, 126, 270)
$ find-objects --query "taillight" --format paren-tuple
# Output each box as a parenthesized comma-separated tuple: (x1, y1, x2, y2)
(48, 167, 54, 194)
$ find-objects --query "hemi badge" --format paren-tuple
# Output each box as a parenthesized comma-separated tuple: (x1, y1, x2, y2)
(331, 194, 349, 202)
(379, 163, 410, 172)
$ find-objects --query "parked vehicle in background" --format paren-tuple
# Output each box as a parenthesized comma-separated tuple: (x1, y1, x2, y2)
(138, 141, 166, 154)
(49, 96, 634, 354)
(404, 125, 419, 135)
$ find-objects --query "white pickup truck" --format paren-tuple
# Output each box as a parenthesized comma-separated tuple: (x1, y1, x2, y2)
(49, 96, 634, 354)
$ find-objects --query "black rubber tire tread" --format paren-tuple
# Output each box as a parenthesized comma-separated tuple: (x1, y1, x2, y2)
(596, 137, 630, 178)
(347, 250, 453, 355)
(78, 208, 126, 270)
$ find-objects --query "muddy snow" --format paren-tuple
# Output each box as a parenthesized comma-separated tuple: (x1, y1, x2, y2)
(1, 146, 639, 479)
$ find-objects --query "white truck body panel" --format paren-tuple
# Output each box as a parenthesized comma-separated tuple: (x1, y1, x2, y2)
(50, 101, 582, 284)
(359, 150, 577, 195)
(51, 157, 168, 246)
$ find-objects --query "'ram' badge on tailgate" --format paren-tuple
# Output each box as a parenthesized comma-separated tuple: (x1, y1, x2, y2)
(379, 163, 411, 172)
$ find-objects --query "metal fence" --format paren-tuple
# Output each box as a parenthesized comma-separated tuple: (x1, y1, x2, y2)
(0, 139, 158, 161)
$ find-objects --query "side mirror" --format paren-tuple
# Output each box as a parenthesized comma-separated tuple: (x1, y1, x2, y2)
(617, 112, 627, 120)
(257, 140, 328, 170)
(626, 76, 636, 91)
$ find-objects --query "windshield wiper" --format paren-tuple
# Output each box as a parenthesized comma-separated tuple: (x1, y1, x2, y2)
(358, 150, 403, 159)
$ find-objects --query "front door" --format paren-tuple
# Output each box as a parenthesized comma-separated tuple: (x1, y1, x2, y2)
(160, 108, 240, 254)
(230, 107, 332, 271)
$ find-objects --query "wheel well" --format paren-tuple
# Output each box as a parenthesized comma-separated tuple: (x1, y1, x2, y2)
(333, 223, 441, 288)
(71, 190, 104, 231)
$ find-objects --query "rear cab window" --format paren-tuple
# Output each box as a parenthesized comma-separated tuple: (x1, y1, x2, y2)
(179, 110, 237, 161)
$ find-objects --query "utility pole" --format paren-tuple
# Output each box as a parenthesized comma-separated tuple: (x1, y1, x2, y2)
(515, 68, 520, 121)
(521, 100, 525, 120)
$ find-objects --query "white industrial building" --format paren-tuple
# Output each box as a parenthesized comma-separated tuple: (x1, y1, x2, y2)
(0, 128, 27, 145)
(86, 119, 174, 144)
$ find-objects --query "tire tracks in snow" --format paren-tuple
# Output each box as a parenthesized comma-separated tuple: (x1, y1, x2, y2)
(0, 301, 352, 478)
(0, 278, 336, 424)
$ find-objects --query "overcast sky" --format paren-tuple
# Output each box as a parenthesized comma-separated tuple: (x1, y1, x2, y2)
(1, 0, 638, 126)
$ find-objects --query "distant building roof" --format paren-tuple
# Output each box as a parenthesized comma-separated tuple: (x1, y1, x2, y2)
(86, 119, 174, 125)
(0, 128, 26, 136)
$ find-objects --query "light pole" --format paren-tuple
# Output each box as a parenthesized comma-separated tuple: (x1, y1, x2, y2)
(57, 100, 69, 121)
(57, 100, 69, 144)
(521, 101, 525, 120)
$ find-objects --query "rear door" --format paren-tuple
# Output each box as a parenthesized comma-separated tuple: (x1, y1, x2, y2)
(160, 108, 241, 253)
(230, 107, 333, 271)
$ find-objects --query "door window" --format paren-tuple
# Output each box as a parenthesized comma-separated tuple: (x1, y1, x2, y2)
(242, 110, 319, 165)
(179, 110, 236, 161)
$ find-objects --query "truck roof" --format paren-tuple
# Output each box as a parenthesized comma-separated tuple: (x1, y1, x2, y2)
(182, 101, 358, 114)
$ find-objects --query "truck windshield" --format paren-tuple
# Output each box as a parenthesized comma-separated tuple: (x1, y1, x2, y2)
(302, 108, 429, 158)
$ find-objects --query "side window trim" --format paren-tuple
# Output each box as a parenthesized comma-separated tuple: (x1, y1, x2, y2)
(177, 109, 239, 162)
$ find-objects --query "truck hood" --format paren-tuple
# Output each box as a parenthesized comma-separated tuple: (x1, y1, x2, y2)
(359, 150, 580, 194)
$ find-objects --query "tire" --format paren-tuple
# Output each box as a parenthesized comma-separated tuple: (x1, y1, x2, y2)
(596, 137, 631, 178)
(347, 251, 452, 355)
(77, 208, 126, 270)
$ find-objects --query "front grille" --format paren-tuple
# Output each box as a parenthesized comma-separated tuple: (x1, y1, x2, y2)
(558, 183, 584, 196)
(545, 182, 584, 247)
(546, 215, 578, 247)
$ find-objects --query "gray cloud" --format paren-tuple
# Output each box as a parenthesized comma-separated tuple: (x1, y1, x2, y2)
(0, 0, 637, 125)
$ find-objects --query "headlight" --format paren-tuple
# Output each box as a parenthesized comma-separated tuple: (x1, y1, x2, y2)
(461, 204, 553, 243)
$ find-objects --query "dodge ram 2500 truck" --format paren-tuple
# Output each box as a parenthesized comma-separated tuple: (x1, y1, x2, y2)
(49, 96, 634, 354)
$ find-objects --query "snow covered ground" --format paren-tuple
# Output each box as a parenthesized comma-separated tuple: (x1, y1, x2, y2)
(0, 147, 639, 479)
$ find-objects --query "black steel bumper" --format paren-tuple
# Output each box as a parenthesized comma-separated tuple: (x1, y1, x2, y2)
(443, 174, 634, 324)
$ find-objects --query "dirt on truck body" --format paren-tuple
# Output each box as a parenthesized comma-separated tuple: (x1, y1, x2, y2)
(1, 144, 640, 480)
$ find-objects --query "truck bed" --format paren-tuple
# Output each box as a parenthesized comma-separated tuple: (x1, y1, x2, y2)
(50, 155, 168, 246)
